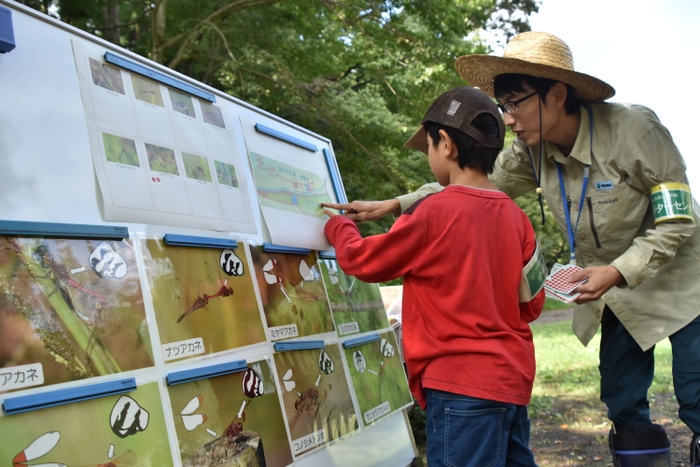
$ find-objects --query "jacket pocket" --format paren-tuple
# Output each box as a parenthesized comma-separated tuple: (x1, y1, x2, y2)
(586, 197, 602, 248)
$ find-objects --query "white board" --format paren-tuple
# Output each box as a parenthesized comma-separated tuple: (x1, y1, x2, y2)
(0, 2, 417, 466)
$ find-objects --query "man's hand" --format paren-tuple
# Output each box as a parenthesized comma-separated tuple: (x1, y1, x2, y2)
(322, 199, 401, 223)
(570, 265, 625, 304)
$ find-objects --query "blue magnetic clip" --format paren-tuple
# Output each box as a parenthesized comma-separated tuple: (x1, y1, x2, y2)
(104, 52, 216, 102)
(3, 378, 136, 415)
(318, 250, 337, 260)
(262, 243, 311, 255)
(166, 360, 247, 386)
(0, 220, 128, 240)
(254, 123, 318, 152)
(274, 340, 326, 352)
(343, 333, 381, 349)
(163, 234, 238, 249)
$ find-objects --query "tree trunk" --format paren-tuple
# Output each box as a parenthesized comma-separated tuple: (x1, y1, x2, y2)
(102, 0, 120, 45)
(151, 0, 168, 63)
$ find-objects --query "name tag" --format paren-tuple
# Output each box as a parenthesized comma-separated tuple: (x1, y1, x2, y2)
(595, 181, 614, 190)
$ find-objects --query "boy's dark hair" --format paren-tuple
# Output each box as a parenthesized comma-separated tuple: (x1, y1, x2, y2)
(493, 74, 581, 115)
(424, 113, 501, 175)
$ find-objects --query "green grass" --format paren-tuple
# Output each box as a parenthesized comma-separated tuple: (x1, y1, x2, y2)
(543, 297, 575, 311)
(530, 319, 673, 410)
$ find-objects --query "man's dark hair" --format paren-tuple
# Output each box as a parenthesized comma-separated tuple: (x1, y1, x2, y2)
(493, 74, 580, 115)
(424, 113, 501, 175)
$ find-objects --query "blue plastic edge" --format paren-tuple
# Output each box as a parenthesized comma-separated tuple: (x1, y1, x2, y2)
(322, 148, 347, 204)
(261, 243, 311, 255)
(318, 250, 336, 260)
(2, 378, 136, 415)
(104, 52, 216, 103)
(0, 5, 16, 53)
(166, 360, 247, 386)
(254, 123, 318, 152)
(273, 340, 326, 352)
(343, 333, 381, 349)
(0, 220, 128, 239)
(163, 233, 237, 249)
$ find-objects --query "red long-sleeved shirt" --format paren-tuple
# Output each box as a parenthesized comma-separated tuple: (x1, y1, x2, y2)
(324, 185, 544, 408)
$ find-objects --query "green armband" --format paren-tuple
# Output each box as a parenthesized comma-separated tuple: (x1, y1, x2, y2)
(650, 183, 694, 224)
(519, 241, 547, 302)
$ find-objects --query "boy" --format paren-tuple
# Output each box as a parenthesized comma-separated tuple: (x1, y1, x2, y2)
(323, 86, 545, 467)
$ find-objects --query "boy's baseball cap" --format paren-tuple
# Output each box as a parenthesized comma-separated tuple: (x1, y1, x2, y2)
(404, 86, 505, 155)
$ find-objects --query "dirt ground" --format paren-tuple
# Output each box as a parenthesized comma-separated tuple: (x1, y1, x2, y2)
(529, 310, 693, 466)
(412, 385, 692, 467)
(530, 389, 691, 466)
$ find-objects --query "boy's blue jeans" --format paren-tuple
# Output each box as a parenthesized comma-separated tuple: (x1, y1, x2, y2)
(425, 389, 538, 467)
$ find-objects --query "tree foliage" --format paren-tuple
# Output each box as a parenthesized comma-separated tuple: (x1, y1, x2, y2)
(22, 0, 568, 267)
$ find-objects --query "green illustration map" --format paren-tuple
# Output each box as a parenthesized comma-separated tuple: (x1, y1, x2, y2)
(250, 152, 332, 216)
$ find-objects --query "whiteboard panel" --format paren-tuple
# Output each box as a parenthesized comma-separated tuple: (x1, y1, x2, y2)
(0, 2, 414, 466)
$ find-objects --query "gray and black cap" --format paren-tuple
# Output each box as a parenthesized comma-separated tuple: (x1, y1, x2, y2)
(404, 86, 505, 155)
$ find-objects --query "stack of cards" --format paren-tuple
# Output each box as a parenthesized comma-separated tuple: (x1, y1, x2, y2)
(544, 263, 588, 303)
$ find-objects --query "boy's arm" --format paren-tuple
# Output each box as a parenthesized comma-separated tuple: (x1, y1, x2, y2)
(520, 289, 545, 324)
(322, 183, 443, 223)
(324, 214, 424, 283)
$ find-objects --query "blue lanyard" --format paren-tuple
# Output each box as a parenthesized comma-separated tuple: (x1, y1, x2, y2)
(556, 107, 594, 265)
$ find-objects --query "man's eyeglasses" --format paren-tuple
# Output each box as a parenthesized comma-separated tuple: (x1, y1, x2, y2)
(497, 91, 538, 114)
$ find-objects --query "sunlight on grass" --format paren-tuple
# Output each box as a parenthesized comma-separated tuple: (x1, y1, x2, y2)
(543, 297, 574, 312)
(532, 320, 674, 407)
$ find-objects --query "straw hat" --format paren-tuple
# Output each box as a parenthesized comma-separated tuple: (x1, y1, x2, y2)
(455, 31, 615, 102)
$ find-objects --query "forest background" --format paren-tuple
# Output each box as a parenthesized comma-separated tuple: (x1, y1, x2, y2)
(19, 0, 567, 269)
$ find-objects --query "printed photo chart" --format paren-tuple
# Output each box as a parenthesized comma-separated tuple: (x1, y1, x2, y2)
(0, 236, 153, 393)
(248, 245, 335, 341)
(273, 344, 358, 457)
(343, 331, 412, 427)
(167, 359, 293, 467)
(0, 382, 173, 466)
(71, 41, 257, 234)
(318, 258, 390, 336)
(240, 116, 335, 250)
(140, 238, 267, 362)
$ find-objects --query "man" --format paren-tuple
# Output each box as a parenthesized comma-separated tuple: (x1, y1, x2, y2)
(326, 31, 700, 467)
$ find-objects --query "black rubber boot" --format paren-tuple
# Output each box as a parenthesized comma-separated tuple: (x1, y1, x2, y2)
(691, 432, 700, 466)
(608, 424, 671, 467)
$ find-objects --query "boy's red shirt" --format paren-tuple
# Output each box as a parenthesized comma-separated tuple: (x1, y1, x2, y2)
(324, 185, 544, 409)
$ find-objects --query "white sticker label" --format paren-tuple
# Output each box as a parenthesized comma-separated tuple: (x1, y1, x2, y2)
(162, 337, 205, 361)
(269, 324, 299, 341)
(0, 363, 44, 391)
(447, 100, 461, 116)
(337, 322, 360, 336)
(594, 181, 614, 190)
(364, 401, 391, 424)
(292, 428, 326, 454)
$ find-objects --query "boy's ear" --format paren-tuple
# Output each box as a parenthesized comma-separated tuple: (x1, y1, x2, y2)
(438, 129, 458, 159)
